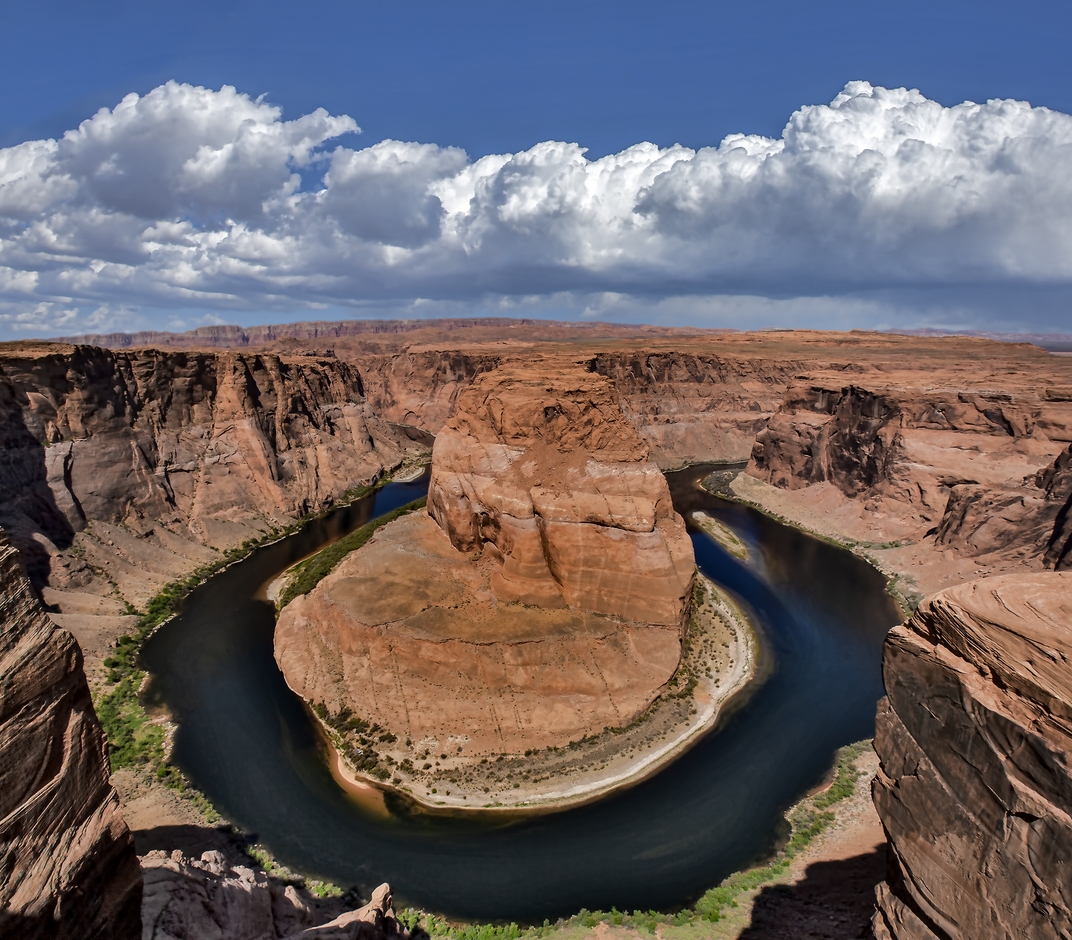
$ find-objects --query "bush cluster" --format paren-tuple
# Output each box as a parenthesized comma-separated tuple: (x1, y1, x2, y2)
(278, 497, 427, 607)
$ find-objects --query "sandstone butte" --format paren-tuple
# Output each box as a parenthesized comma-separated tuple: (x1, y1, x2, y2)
(0, 531, 142, 939)
(873, 571, 1072, 940)
(274, 363, 697, 759)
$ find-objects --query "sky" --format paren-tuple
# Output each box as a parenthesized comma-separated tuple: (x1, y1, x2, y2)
(0, 0, 1070, 339)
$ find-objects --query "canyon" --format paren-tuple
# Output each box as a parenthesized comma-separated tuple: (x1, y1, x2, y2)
(2, 319, 1072, 935)
(0, 341, 425, 677)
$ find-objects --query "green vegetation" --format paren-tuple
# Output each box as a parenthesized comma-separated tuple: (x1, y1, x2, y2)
(242, 843, 345, 897)
(398, 741, 871, 937)
(812, 739, 869, 809)
(313, 702, 396, 781)
(277, 497, 427, 607)
(91, 471, 408, 818)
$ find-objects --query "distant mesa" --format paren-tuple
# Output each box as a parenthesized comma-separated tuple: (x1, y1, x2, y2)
(274, 362, 696, 769)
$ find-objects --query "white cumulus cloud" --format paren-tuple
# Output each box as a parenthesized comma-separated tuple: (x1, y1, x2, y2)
(1, 79, 1071, 337)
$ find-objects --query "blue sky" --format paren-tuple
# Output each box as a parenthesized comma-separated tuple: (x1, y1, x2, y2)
(1, 0, 1070, 337)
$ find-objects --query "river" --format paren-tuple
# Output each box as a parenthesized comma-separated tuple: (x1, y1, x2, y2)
(140, 464, 899, 921)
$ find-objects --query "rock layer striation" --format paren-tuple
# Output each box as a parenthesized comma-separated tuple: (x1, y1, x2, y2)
(872, 571, 1072, 939)
(276, 363, 696, 760)
(0, 342, 417, 589)
(748, 373, 1072, 571)
(427, 363, 695, 625)
(0, 532, 142, 939)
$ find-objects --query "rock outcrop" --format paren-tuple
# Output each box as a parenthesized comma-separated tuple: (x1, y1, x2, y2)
(0, 532, 142, 939)
(427, 363, 695, 625)
(142, 851, 409, 940)
(276, 363, 696, 761)
(872, 572, 1072, 939)
(934, 442, 1072, 568)
(0, 342, 418, 590)
(748, 375, 1072, 569)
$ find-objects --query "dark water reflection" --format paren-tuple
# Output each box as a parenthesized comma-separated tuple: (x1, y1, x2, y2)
(141, 465, 899, 921)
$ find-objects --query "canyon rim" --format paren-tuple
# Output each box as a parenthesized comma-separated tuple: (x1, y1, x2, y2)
(1, 320, 1071, 937)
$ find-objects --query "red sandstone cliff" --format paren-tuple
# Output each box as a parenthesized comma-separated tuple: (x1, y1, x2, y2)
(0, 342, 420, 590)
(427, 363, 696, 625)
(587, 352, 808, 467)
(872, 572, 1072, 939)
(0, 532, 142, 939)
(748, 374, 1072, 570)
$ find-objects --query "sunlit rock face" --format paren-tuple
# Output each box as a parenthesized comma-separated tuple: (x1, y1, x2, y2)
(748, 378, 1072, 569)
(0, 531, 142, 939)
(872, 571, 1072, 940)
(427, 362, 696, 627)
(275, 362, 696, 757)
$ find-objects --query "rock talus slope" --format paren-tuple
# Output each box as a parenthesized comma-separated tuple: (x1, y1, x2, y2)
(872, 571, 1072, 940)
(427, 363, 695, 625)
(0, 532, 142, 940)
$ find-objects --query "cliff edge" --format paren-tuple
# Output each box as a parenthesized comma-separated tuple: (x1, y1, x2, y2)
(872, 571, 1072, 939)
(0, 532, 142, 939)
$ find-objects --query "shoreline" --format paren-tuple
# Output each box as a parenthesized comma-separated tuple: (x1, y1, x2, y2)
(702, 470, 923, 616)
(310, 574, 759, 815)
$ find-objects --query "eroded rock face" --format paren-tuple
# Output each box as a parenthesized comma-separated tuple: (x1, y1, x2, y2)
(0, 532, 142, 939)
(872, 572, 1072, 940)
(588, 352, 807, 468)
(0, 343, 416, 587)
(427, 363, 695, 626)
(275, 511, 684, 755)
(749, 379, 1072, 568)
(142, 851, 408, 940)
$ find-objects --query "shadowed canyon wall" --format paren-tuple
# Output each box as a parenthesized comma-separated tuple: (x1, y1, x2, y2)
(0, 343, 417, 590)
(0, 532, 141, 940)
(748, 374, 1072, 570)
(872, 572, 1072, 939)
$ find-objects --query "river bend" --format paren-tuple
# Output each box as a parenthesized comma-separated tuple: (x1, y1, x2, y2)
(141, 465, 899, 921)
